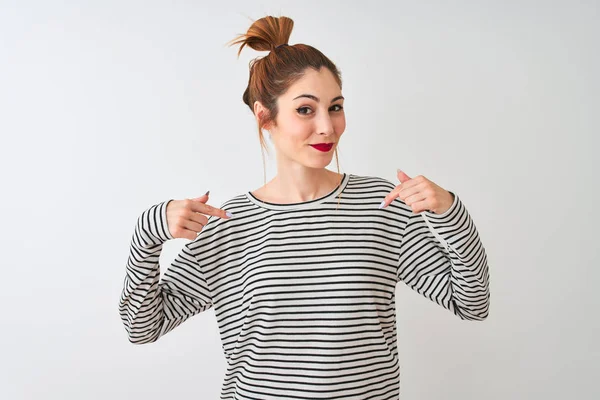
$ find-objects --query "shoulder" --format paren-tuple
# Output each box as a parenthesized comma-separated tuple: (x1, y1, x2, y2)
(347, 172, 412, 213)
(347, 172, 398, 190)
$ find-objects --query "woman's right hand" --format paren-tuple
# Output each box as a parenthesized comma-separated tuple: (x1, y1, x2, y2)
(166, 192, 232, 240)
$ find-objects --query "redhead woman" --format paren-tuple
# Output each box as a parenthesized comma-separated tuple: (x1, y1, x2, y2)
(118, 15, 490, 400)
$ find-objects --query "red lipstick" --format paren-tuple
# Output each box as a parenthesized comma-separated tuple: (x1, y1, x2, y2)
(309, 143, 334, 152)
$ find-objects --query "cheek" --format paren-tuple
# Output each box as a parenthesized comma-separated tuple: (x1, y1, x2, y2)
(272, 125, 307, 153)
(334, 114, 346, 134)
(285, 120, 314, 142)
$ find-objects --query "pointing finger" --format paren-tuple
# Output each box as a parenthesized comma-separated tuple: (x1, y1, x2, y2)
(397, 169, 411, 183)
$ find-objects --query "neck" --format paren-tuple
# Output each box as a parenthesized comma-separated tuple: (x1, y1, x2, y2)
(264, 168, 342, 204)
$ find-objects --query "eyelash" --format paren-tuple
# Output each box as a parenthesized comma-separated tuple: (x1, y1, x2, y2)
(296, 104, 344, 115)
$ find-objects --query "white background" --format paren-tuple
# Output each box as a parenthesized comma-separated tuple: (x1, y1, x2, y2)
(1, 0, 598, 399)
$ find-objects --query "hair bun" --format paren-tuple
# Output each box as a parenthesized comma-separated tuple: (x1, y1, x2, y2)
(227, 16, 294, 57)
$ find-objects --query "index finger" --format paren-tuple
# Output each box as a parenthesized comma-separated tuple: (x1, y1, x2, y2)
(379, 187, 401, 209)
(190, 201, 233, 219)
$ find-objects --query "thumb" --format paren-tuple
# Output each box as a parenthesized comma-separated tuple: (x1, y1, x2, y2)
(397, 169, 411, 183)
(190, 190, 210, 202)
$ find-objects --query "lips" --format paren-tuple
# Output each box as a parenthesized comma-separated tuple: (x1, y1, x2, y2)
(310, 143, 334, 152)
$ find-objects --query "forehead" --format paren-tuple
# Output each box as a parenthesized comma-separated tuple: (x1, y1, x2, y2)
(281, 67, 341, 100)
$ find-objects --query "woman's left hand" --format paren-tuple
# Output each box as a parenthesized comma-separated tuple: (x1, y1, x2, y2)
(379, 169, 455, 214)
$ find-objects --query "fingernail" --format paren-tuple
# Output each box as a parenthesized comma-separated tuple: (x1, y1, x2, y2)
(205, 190, 210, 196)
(226, 211, 234, 218)
(397, 168, 403, 174)
(378, 201, 386, 209)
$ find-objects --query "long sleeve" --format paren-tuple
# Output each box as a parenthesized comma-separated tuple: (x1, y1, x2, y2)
(118, 200, 214, 344)
(396, 192, 490, 321)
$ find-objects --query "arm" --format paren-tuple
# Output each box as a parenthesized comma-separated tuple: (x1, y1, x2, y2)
(396, 192, 490, 321)
(118, 200, 213, 344)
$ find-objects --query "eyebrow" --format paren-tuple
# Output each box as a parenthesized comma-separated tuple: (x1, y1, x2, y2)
(292, 94, 345, 103)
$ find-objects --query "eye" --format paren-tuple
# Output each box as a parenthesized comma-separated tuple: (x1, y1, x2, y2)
(330, 104, 344, 112)
(296, 106, 313, 115)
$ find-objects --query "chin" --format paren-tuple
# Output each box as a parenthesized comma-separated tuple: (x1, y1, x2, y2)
(304, 157, 334, 169)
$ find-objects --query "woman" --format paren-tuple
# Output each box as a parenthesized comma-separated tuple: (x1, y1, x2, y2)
(118, 15, 490, 399)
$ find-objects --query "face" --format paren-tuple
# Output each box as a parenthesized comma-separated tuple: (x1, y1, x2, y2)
(254, 67, 346, 169)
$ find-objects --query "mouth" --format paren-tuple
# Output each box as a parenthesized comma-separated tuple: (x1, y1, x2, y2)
(309, 143, 334, 152)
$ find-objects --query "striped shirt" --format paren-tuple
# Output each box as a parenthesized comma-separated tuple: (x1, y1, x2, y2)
(119, 173, 490, 399)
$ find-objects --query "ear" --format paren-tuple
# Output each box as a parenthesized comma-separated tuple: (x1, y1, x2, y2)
(253, 100, 273, 131)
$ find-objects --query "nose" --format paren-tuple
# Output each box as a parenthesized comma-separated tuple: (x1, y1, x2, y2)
(316, 111, 335, 137)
